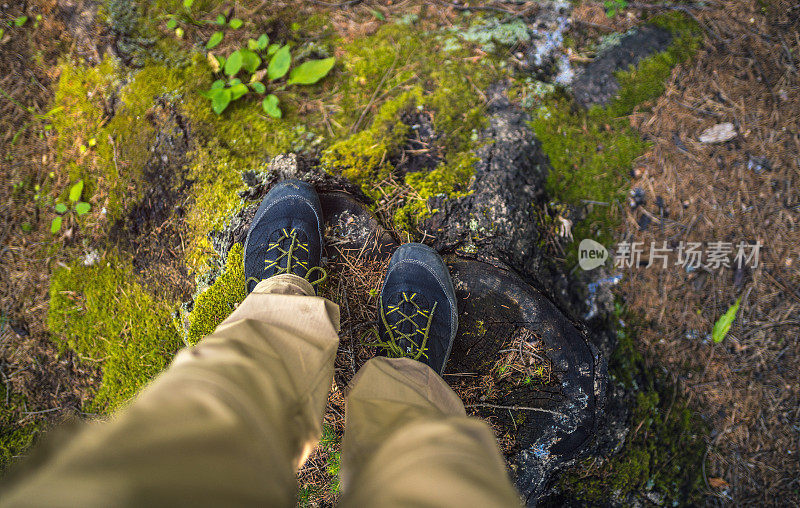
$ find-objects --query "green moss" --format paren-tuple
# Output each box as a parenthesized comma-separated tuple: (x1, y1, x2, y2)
(393, 152, 477, 232)
(322, 22, 505, 233)
(185, 243, 246, 344)
(321, 89, 420, 194)
(604, 13, 703, 118)
(51, 55, 209, 220)
(552, 304, 707, 505)
(51, 58, 122, 212)
(530, 94, 649, 251)
(184, 142, 252, 272)
(51, 51, 323, 269)
(0, 386, 40, 472)
(48, 255, 183, 413)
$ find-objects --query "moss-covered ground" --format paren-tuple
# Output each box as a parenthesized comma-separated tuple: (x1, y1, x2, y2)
(520, 13, 702, 262)
(3, 0, 711, 504)
(48, 255, 183, 413)
(548, 304, 708, 505)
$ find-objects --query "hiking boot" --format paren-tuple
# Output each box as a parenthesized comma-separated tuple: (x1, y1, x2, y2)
(244, 179, 325, 293)
(377, 243, 458, 374)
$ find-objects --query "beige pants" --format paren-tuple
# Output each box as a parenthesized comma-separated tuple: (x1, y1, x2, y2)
(1, 274, 521, 507)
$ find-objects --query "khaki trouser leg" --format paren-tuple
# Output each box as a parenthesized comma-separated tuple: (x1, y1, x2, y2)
(340, 357, 523, 508)
(0, 274, 339, 508)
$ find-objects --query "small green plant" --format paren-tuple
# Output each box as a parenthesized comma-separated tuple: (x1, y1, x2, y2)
(201, 35, 335, 118)
(164, 1, 242, 43)
(163, 0, 202, 31)
(206, 31, 223, 49)
(13, 15, 28, 27)
(51, 180, 91, 234)
(604, 0, 628, 16)
(712, 297, 741, 343)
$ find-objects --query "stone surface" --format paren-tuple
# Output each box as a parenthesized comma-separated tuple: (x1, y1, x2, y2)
(423, 85, 550, 279)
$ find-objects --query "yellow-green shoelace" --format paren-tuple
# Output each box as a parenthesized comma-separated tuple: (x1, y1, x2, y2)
(246, 228, 326, 288)
(373, 292, 437, 361)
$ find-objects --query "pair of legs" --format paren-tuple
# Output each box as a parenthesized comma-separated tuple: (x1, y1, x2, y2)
(0, 181, 521, 507)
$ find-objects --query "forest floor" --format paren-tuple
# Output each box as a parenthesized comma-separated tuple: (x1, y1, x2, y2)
(1, 0, 798, 505)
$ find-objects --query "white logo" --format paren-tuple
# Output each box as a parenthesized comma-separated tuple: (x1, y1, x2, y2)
(578, 239, 608, 271)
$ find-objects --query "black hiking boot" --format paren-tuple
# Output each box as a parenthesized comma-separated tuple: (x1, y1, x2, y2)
(377, 243, 458, 374)
(244, 179, 326, 293)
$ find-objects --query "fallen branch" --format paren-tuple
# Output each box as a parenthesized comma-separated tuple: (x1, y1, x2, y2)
(466, 402, 565, 418)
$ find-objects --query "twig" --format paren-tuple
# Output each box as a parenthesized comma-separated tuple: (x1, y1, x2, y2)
(466, 402, 565, 418)
(743, 320, 800, 338)
(434, 0, 516, 16)
(350, 55, 397, 135)
(627, 2, 711, 11)
(21, 407, 62, 416)
(305, 0, 362, 7)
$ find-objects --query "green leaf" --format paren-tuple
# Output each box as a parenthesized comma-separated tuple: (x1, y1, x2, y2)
(267, 45, 291, 80)
(69, 180, 84, 202)
(262, 94, 281, 118)
(712, 298, 741, 343)
(229, 83, 249, 101)
(229, 77, 241, 85)
(206, 31, 223, 49)
(247, 38, 259, 51)
(0, 29, 4, 40)
(14, 16, 28, 27)
(75, 202, 91, 216)
(211, 79, 225, 90)
(210, 88, 232, 115)
(50, 217, 62, 234)
(166, 17, 178, 29)
(257, 34, 269, 50)
(55, 203, 68, 214)
(287, 57, 335, 85)
(20, 221, 31, 232)
(249, 81, 266, 94)
(229, 18, 243, 29)
(175, 27, 184, 38)
(267, 43, 279, 55)
(240, 49, 262, 74)
(369, 9, 385, 21)
(183, 0, 194, 8)
(225, 50, 243, 76)
(216, 14, 226, 25)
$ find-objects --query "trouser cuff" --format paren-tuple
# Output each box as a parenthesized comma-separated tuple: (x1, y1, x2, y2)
(253, 273, 315, 297)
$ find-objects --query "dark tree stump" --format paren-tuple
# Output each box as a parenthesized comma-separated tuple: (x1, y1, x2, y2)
(447, 259, 606, 504)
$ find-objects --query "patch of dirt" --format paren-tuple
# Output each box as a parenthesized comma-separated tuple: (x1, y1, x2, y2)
(618, 0, 800, 503)
(55, 0, 107, 63)
(394, 108, 443, 174)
